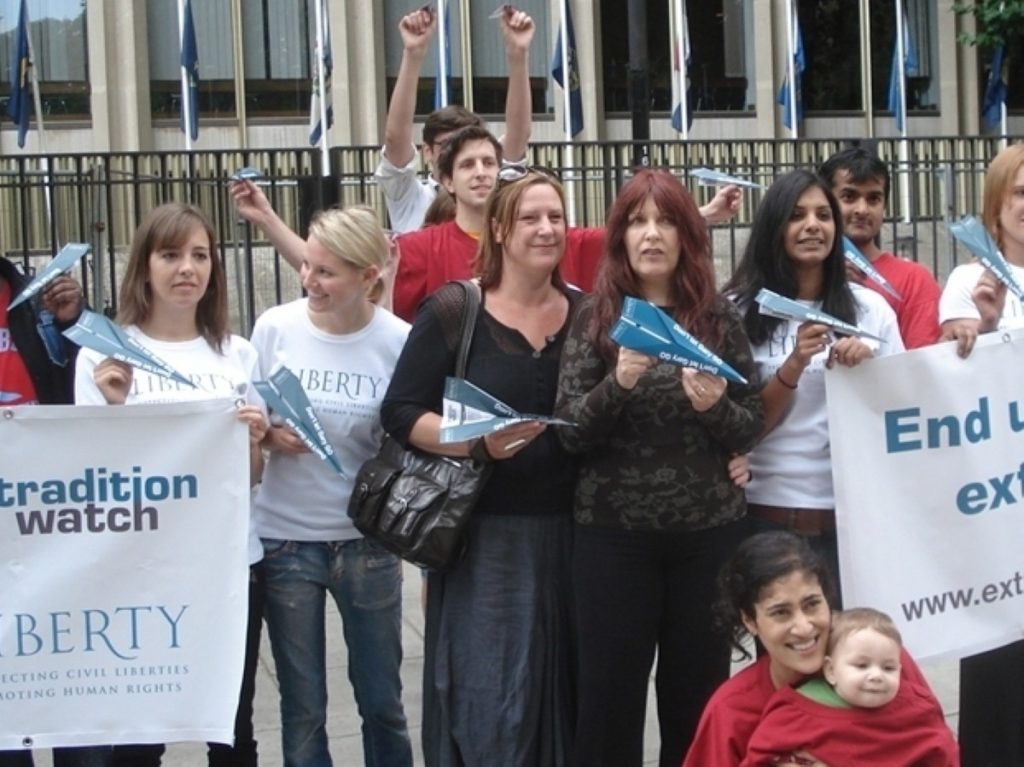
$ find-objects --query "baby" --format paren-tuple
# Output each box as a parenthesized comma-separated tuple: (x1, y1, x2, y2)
(741, 608, 959, 766)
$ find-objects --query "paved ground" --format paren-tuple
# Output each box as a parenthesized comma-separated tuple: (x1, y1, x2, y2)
(144, 563, 958, 767)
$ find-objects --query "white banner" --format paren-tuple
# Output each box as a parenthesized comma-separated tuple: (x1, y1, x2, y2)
(0, 400, 249, 748)
(828, 330, 1024, 661)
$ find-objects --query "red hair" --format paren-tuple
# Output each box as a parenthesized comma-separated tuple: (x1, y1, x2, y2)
(591, 168, 721, 362)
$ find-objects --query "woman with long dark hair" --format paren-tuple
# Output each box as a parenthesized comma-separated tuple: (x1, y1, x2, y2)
(724, 170, 903, 581)
(555, 168, 763, 767)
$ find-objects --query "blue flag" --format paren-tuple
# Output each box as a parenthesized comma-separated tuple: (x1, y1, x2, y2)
(551, 0, 583, 137)
(309, 0, 334, 145)
(776, 3, 805, 130)
(433, 0, 453, 109)
(180, 0, 199, 141)
(982, 45, 1007, 131)
(670, 1, 695, 133)
(887, 7, 918, 133)
(5, 0, 33, 148)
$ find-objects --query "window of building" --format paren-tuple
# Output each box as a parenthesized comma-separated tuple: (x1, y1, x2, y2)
(869, 0, 939, 115)
(147, 0, 236, 120)
(798, 0, 861, 112)
(0, 0, 89, 120)
(383, 0, 551, 119)
(241, 1, 314, 118)
(600, 0, 754, 120)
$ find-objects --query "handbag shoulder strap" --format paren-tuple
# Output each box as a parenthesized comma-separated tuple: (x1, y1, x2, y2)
(454, 280, 480, 379)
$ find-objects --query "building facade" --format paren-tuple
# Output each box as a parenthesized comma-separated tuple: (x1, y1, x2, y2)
(0, 0, 1019, 155)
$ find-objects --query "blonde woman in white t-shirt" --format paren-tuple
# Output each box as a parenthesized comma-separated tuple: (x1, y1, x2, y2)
(249, 206, 413, 767)
(74, 203, 268, 767)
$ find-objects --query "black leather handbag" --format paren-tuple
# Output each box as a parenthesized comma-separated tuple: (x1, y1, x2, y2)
(347, 281, 492, 572)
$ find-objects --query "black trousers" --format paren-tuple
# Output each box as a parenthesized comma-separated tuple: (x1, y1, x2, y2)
(571, 519, 747, 767)
(959, 638, 1024, 767)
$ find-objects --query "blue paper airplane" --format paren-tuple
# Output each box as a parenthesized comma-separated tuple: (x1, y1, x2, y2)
(439, 377, 573, 443)
(8, 243, 90, 310)
(842, 236, 902, 300)
(755, 288, 882, 342)
(0, 391, 22, 403)
(231, 166, 263, 181)
(689, 167, 764, 189)
(253, 365, 345, 477)
(63, 310, 198, 388)
(609, 297, 748, 384)
(948, 216, 1024, 302)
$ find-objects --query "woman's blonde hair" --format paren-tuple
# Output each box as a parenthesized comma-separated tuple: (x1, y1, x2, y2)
(118, 202, 228, 351)
(307, 205, 390, 303)
(983, 144, 1024, 251)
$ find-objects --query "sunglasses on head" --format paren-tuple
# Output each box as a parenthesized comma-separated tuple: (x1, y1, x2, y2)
(496, 163, 561, 186)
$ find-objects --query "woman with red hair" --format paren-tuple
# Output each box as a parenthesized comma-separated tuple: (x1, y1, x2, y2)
(555, 168, 763, 767)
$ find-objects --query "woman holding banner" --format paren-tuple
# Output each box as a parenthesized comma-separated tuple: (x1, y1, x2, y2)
(939, 143, 1024, 767)
(724, 170, 903, 588)
(74, 203, 268, 767)
(381, 168, 580, 766)
(554, 168, 763, 767)
(248, 206, 413, 767)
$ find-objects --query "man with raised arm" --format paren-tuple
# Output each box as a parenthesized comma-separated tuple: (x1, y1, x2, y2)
(376, 5, 535, 234)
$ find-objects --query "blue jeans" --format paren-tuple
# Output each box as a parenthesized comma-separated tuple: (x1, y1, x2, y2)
(261, 538, 412, 767)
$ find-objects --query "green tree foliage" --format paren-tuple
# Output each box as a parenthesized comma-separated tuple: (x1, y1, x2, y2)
(953, 0, 1024, 48)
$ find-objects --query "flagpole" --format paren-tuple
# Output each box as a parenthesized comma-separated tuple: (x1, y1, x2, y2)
(895, 0, 910, 222)
(314, 0, 329, 176)
(674, 0, 688, 140)
(20, 0, 54, 239)
(437, 0, 449, 107)
(559, 0, 577, 226)
(178, 0, 193, 152)
(784, 0, 797, 140)
(999, 1, 1008, 150)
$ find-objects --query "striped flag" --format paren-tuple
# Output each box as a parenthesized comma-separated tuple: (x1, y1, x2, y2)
(180, 0, 199, 141)
(309, 0, 334, 146)
(5, 0, 33, 148)
(551, 0, 583, 136)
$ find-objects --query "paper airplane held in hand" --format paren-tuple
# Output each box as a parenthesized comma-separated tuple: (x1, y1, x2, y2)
(755, 289, 882, 342)
(689, 167, 764, 189)
(609, 297, 748, 384)
(842, 236, 902, 300)
(8, 243, 90, 310)
(253, 365, 345, 477)
(948, 216, 1024, 303)
(439, 377, 574, 443)
(62, 310, 197, 388)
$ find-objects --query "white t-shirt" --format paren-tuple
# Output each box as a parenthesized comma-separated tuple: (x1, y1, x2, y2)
(250, 299, 410, 542)
(746, 285, 905, 509)
(938, 261, 1024, 330)
(74, 327, 265, 563)
(374, 143, 439, 235)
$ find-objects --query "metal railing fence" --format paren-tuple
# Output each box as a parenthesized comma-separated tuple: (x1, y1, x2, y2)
(0, 136, 1013, 334)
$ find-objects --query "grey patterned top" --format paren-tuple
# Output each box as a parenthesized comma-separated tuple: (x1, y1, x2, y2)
(554, 295, 764, 532)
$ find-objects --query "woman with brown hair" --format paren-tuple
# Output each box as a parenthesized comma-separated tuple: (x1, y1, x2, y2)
(381, 167, 579, 766)
(555, 168, 763, 767)
(74, 202, 268, 767)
